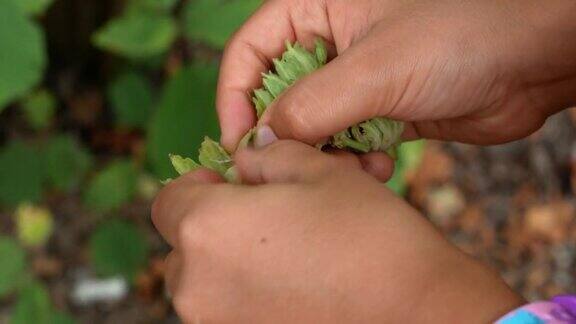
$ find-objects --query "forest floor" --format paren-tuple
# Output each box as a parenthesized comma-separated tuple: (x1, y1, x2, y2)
(416, 110, 576, 301)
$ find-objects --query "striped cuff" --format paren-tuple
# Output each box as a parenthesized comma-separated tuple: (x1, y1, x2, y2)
(496, 295, 576, 324)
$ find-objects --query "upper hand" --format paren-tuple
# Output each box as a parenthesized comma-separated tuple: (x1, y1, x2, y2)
(217, 0, 576, 178)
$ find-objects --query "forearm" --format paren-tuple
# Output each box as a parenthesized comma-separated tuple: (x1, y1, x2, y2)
(513, 0, 576, 113)
(414, 251, 524, 323)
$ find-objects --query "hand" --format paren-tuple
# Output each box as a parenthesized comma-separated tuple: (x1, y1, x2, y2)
(152, 140, 522, 323)
(217, 0, 576, 178)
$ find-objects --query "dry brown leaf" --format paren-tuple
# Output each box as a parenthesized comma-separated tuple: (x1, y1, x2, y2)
(136, 257, 167, 303)
(523, 200, 574, 244)
(459, 205, 483, 234)
(512, 184, 539, 208)
(32, 255, 63, 278)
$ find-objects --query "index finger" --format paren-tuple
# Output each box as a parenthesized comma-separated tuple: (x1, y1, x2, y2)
(151, 170, 224, 247)
(216, 0, 333, 151)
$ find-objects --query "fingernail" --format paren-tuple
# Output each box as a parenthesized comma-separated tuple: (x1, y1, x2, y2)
(254, 125, 278, 148)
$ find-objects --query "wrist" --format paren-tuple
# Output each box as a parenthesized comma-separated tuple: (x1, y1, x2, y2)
(416, 255, 524, 323)
(514, 0, 576, 113)
(496, 295, 576, 323)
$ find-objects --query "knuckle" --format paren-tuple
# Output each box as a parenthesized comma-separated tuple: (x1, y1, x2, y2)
(174, 207, 205, 250)
(274, 92, 317, 141)
(177, 215, 201, 249)
(176, 187, 233, 249)
(174, 285, 233, 323)
(151, 176, 194, 216)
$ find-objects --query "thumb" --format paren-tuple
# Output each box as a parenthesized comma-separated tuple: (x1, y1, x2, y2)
(259, 42, 396, 145)
(234, 139, 360, 184)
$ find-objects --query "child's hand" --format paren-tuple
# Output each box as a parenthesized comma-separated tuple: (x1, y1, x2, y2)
(217, 0, 576, 178)
(152, 141, 522, 323)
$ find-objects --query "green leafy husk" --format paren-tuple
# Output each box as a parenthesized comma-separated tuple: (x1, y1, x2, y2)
(167, 40, 403, 182)
(165, 138, 235, 183)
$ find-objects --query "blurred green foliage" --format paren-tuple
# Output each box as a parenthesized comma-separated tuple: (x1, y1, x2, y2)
(11, 282, 52, 324)
(0, 141, 44, 206)
(0, 1, 46, 111)
(184, 0, 262, 48)
(128, 0, 178, 13)
(89, 219, 149, 280)
(0, 236, 27, 297)
(84, 160, 138, 213)
(21, 89, 56, 130)
(10, 281, 76, 324)
(11, 0, 54, 16)
(43, 135, 93, 192)
(147, 64, 220, 178)
(93, 13, 177, 60)
(0, 137, 92, 206)
(108, 72, 154, 128)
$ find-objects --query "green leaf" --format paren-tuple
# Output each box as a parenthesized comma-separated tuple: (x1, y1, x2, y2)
(90, 219, 149, 280)
(10, 282, 52, 324)
(386, 140, 426, 195)
(10, 281, 76, 324)
(169, 154, 201, 175)
(15, 203, 54, 248)
(107, 72, 154, 128)
(147, 64, 220, 179)
(0, 236, 27, 297)
(44, 135, 92, 192)
(21, 89, 56, 130)
(137, 173, 161, 200)
(0, 1, 46, 112)
(93, 12, 177, 59)
(83, 160, 138, 213)
(127, 0, 177, 14)
(49, 311, 77, 324)
(10, 0, 54, 16)
(0, 141, 44, 206)
(197, 137, 232, 176)
(183, 0, 261, 49)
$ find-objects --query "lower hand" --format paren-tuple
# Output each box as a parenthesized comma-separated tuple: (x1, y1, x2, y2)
(152, 140, 522, 323)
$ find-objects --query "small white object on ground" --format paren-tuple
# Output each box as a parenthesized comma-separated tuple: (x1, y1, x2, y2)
(71, 276, 128, 305)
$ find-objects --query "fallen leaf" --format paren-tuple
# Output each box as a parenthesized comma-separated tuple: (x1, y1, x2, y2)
(523, 201, 574, 244)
